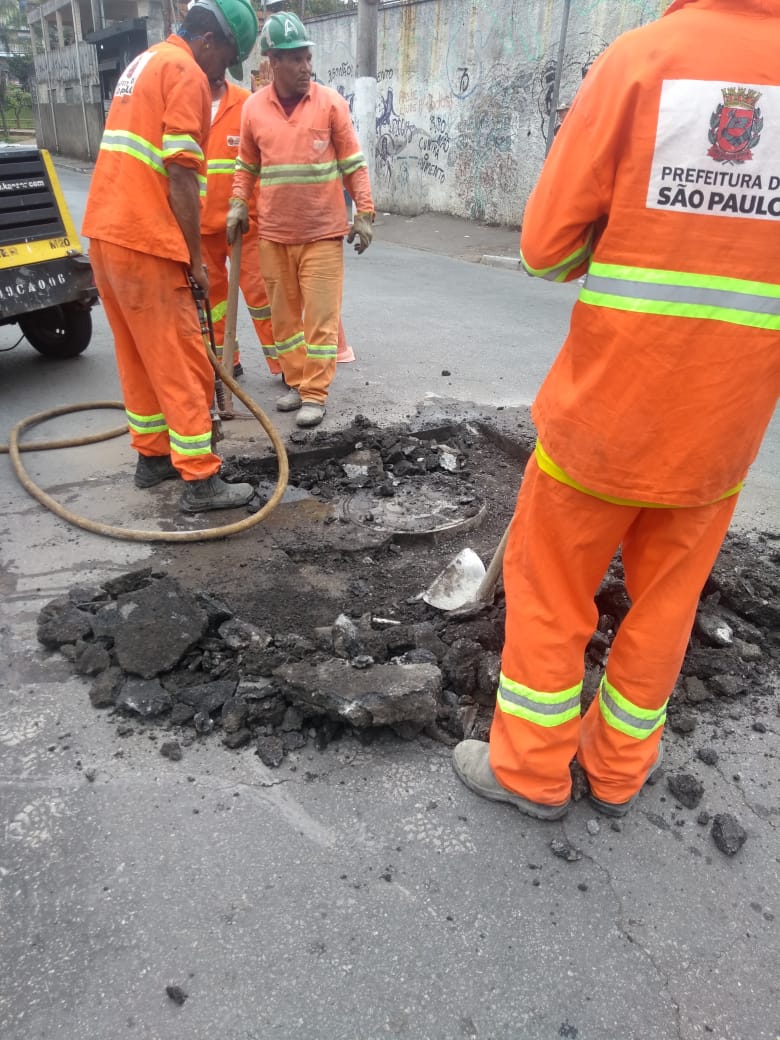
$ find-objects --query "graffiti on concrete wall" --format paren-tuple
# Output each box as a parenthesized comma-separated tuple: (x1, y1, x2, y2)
(313, 0, 670, 224)
(537, 37, 608, 140)
(327, 61, 353, 84)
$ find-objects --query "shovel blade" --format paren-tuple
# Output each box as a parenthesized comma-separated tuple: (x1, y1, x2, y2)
(422, 548, 487, 611)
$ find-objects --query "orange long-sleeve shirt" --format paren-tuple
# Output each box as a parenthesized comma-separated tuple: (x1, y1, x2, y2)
(83, 35, 210, 263)
(232, 80, 374, 244)
(522, 0, 780, 507)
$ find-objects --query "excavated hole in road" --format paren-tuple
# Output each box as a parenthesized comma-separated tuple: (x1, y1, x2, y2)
(38, 415, 779, 843)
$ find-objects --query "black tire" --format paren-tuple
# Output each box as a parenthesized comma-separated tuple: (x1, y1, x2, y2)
(19, 303, 92, 359)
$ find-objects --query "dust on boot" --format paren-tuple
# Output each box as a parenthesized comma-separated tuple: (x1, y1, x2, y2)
(179, 474, 254, 513)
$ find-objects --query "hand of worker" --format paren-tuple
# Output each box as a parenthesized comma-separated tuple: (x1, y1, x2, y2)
(347, 211, 374, 255)
(189, 261, 209, 297)
(226, 197, 250, 245)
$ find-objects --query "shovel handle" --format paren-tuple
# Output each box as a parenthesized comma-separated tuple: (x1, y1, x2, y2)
(221, 231, 243, 416)
(476, 523, 511, 603)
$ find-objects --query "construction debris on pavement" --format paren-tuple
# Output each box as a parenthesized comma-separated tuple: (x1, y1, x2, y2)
(35, 419, 779, 857)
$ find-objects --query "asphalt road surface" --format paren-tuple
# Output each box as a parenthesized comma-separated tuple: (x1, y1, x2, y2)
(0, 163, 777, 1040)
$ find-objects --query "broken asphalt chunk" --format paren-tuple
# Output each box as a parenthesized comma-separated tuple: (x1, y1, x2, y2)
(275, 658, 441, 735)
(37, 601, 93, 649)
(711, 813, 747, 856)
(114, 577, 208, 679)
(667, 772, 704, 809)
(116, 678, 172, 718)
(165, 984, 188, 1006)
(550, 839, 582, 863)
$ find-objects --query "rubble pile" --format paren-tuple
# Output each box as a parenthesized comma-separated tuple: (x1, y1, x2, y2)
(224, 416, 485, 539)
(36, 524, 778, 769)
(225, 415, 478, 496)
(33, 418, 778, 863)
(36, 565, 500, 760)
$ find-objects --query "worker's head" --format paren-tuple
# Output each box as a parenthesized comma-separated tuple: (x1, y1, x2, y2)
(181, 0, 258, 81)
(259, 11, 314, 99)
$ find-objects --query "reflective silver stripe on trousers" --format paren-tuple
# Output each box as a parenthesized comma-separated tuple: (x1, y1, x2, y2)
(498, 683, 581, 718)
(600, 686, 665, 733)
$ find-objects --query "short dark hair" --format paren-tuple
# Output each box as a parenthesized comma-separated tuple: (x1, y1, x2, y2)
(179, 7, 229, 48)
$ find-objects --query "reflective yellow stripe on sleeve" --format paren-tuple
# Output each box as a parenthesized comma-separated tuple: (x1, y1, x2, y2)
(236, 158, 260, 176)
(521, 229, 594, 283)
(338, 152, 367, 176)
(162, 133, 204, 163)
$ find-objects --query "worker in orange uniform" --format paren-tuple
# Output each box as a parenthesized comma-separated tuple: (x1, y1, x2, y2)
(201, 73, 280, 379)
(82, 0, 257, 513)
(453, 0, 780, 820)
(226, 11, 375, 429)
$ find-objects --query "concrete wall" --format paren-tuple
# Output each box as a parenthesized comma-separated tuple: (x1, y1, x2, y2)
(36, 101, 104, 161)
(33, 38, 103, 158)
(29, 1, 164, 160)
(312, 0, 667, 226)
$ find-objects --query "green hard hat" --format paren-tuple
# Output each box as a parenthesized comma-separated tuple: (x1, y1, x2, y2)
(192, 0, 258, 78)
(259, 11, 314, 55)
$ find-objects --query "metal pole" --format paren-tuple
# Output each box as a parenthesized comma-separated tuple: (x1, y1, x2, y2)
(355, 0, 378, 187)
(545, 0, 571, 156)
(41, 17, 59, 153)
(356, 0, 378, 79)
(72, 1, 91, 160)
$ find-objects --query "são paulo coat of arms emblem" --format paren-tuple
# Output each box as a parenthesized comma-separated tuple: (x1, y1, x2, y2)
(707, 86, 763, 163)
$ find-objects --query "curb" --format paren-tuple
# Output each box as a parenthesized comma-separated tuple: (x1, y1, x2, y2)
(480, 254, 521, 271)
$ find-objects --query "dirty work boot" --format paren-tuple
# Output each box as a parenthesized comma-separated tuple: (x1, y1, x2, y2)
(296, 402, 326, 428)
(452, 739, 570, 821)
(179, 474, 254, 513)
(588, 745, 664, 818)
(135, 453, 179, 489)
(233, 361, 244, 378)
(276, 388, 302, 412)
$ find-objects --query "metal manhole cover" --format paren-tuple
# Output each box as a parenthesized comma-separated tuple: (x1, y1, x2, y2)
(341, 484, 485, 543)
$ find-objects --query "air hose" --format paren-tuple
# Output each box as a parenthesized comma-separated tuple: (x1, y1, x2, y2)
(2, 352, 289, 543)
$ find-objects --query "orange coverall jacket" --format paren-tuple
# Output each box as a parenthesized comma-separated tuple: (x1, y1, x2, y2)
(232, 80, 374, 242)
(83, 35, 209, 259)
(522, 0, 780, 508)
(202, 81, 256, 234)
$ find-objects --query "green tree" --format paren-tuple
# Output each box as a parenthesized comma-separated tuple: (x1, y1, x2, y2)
(0, 72, 8, 137)
(6, 83, 30, 126)
(7, 54, 33, 89)
(0, 0, 26, 52)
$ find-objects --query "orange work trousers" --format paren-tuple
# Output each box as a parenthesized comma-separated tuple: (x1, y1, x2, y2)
(89, 239, 220, 482)
(489, 455, 738, 806)
(258, 238, 342, 405)
(201, 222, 280, 375)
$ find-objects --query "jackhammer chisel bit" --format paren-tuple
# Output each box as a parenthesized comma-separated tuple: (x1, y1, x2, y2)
(188, 275, 224, 448)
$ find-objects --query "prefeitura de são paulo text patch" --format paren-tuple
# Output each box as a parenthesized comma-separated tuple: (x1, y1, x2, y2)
(646, 80, 780, 221)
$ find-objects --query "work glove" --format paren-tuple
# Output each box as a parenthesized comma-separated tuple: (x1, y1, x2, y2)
(226, 197, 249, 245)
(347, 211, 374, 255)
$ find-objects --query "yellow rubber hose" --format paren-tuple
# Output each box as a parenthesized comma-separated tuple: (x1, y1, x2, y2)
(2, 356, 289, 543)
